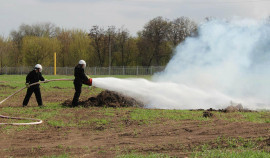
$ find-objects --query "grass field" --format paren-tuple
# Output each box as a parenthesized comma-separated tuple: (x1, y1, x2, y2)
(0, 75, 269, 158)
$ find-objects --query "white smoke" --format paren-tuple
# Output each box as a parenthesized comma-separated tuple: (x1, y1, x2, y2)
(93, 19, 270, 110)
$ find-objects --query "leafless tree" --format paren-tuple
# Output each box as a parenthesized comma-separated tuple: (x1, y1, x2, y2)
(89, 26, 107, 66)
(169, 17, 198, 46)
(139, 16, 171, 66)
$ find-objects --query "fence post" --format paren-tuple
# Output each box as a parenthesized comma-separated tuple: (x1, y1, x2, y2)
(150, 66, 153, 75)
(136, 66, 138, 76)
(123, 66, 125, 75)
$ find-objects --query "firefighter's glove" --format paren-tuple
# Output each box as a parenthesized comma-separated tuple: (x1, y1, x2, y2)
(25, 83, 30, 88)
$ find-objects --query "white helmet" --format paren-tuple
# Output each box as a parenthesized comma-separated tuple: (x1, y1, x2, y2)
(35, 64, 42, 72)
(78, 60, 86, 68)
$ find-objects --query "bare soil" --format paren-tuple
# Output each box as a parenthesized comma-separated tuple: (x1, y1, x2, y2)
(0, 89, 269, 158)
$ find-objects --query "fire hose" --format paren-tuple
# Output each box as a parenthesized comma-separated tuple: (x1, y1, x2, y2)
(0, 79, 74, 125)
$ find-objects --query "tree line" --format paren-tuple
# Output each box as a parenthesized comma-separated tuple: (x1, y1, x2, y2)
(0, 16, 197, 68)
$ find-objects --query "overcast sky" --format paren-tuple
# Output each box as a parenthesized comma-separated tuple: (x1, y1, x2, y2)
(1, 0, 270, 37)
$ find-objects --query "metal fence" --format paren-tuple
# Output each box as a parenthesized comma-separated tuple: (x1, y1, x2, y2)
(0, 66, 166, 76)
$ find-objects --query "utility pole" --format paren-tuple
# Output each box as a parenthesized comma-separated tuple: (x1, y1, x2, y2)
(54, 52, 56, 75)
(109, 33, 111, 75)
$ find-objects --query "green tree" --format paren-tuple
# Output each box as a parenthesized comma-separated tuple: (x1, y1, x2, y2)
(10, 22, 60, 66)
(0, 37, 16, 69)
(68, 30, 93, 66)
(21, 36, 61, 66)
(57, 30, 72, 67)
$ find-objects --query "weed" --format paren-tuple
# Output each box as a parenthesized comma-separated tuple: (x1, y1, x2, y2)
(42, 153, 69, 158)
(98, 150, 106, 154)
(47, 120, 66, 127)
(15, 125, 30, 131)
(257, 136, 264, 141)
(56, 144, 63, 149)
(192, 149, 270, 158)
(116, 153, 172, 158)
(216, 111, 270, 123)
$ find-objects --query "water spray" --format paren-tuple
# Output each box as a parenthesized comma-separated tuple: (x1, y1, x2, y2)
(92, 19, 270, 110)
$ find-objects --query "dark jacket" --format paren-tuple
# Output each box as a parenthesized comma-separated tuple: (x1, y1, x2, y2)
(26, 69, 45, 84)
(74, 65, 88, 85)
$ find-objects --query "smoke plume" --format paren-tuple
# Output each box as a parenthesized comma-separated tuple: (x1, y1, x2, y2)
(93, 19, 270, 110)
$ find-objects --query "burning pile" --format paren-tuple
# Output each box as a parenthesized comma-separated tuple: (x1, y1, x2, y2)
(62, 90, 144, 108)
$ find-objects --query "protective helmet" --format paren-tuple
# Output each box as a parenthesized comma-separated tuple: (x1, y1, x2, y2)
(35, 64, 42, 72)
(78, 60, 86, 68)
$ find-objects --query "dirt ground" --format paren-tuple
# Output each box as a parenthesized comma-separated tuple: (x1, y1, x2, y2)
(0, 89, 269, 158)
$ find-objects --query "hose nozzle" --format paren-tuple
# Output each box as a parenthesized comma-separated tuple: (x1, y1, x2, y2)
(84, 78, 92, 86)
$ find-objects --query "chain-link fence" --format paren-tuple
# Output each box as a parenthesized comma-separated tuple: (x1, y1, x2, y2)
(0, 66, 166, 75)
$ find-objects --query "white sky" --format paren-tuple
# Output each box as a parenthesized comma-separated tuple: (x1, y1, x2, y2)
(0, 0, 270, 37)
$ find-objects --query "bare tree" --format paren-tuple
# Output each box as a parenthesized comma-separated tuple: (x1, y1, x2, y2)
(0, 37, 5, 70)
(169, 17, 198, 46)
(116, 27, 129, 66)
(89, 26, 107, 66)
(106, 26, 117, 67)
(139, 16, 171, 66)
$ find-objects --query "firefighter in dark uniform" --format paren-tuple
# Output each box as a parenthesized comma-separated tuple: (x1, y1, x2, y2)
(72, 60, 89, 107)
(23, 64, 47, 107)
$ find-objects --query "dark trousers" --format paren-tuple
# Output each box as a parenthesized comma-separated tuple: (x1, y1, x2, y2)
(72, 83, 82, 106)
(23, 85, 43, 106)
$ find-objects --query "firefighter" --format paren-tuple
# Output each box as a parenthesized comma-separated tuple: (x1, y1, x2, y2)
(72, 60, 89, 107)
(23, 64, 47, 107)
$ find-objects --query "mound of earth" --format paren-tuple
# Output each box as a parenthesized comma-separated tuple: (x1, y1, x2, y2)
(62, 90, 144, 108)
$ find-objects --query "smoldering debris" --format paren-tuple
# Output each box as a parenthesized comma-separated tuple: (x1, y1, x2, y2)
(62, 90, 144, 108)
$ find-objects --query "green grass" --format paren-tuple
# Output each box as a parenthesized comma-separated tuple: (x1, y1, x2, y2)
(79, 118, 110, 126)
(47, 120, 67, 127)
(116, 153, 171, 158)
(215, 111, 270, 123)
(189, 136, 270, 158)
(192, 149, 270, 158)
(42, 154, 69, 158)
(1, 106, 268, 130)
(130, 108, 209, 123)
(0, 75, 152, 98)
(0, 74, 152, 87)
